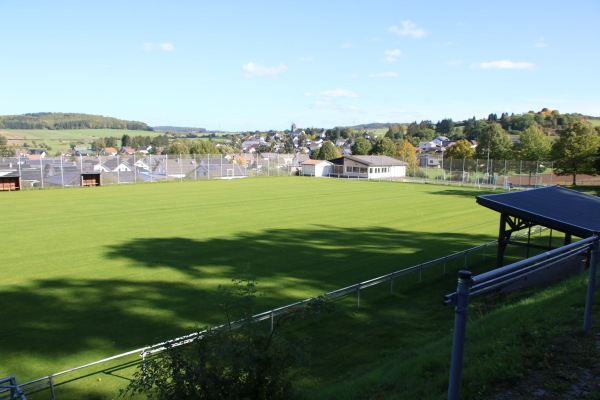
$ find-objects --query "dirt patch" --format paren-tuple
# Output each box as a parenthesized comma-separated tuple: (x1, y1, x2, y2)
(489, 332, 600, 399)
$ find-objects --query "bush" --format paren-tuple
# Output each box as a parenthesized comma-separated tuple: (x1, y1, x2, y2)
(121, 280, 311, 400)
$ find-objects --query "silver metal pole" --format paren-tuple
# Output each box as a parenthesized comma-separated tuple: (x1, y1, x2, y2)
(447, 270, 472, 400)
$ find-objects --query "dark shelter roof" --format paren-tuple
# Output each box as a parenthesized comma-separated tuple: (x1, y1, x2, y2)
(476, 186, 600, 238)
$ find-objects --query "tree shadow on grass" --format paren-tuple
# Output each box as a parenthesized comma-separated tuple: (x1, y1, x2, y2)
(1, 225, 492, 396)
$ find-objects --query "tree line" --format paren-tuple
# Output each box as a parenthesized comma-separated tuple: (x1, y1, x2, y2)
(0, 112, 152, 131)
(308, 110, 600, 186)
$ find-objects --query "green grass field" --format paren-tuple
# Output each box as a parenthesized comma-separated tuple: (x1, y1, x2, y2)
(1, 178, 505, 397)
(0, 128, 166, 154)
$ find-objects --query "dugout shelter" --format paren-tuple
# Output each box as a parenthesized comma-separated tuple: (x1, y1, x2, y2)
(476, 186, 600, 267)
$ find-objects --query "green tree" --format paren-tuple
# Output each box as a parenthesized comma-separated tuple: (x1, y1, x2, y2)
(91, 138, 106, 152)
(515, 125, 551, 161)
(121, 280, 311, 400)
(443, 139, 474, 160)
(551, 122, 600, 185)
(0, 134, 7, 147)
(474, 124, 514, 161)
(436, 119, 454, 135)
(105, 137, 119, 148)
(167, 140, 189, 155)
(370, 137, 397, 157)
(385, 124, 403, 140)
(351, 138, 372, 155)
(514, 126, 551, 185)
(190, 140, 217, 155)
(121, 134, 131, 147)
(312, 141, 341, 160)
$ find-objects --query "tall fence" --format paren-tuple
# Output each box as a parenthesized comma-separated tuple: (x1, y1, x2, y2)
(0, 226, 553, 399)
(2, 154, 600, 190)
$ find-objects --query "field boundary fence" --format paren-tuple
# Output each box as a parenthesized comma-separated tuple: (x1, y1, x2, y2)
(3, 153, 600, 190)
(444, 235, 599, 400)
(1, 227, 549, 399)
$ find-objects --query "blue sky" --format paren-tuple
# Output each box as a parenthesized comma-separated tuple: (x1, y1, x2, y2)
(1, 1, 599, 131)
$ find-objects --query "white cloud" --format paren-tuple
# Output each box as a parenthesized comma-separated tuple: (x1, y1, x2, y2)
(534, 38, 549, 48)
(474, 60, 535, 70)
(160, 43, 175, 52)
(143, 42, 175, 52)
(384, 49, 402, 57)
(383, 49, 402, 63)
(320, 89, 359, 98)
(242, 62, 288, 78)
(447, 60, 464, 66)
(298, 56, 314, 62)
(389, 20, 427, 38)
(340, 43, 353, 49)
(369, 71, 398, 78)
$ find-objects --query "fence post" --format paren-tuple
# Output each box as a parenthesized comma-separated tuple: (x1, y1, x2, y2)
(357, 286, 361, 307)
(584, 237, 599, 334)
(447, 270, 472, 400)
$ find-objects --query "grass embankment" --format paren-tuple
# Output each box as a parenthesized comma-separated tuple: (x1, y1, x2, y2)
(1, 177, 594, 399)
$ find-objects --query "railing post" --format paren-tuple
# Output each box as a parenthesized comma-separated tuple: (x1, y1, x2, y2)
(584, 237, 599, 334)
(49, 375, 55, 400)
(447, 270, 472, 400)
(443, 257, 447, 274)
(270, 311, 275, 333)
(357, 286, 361, 307)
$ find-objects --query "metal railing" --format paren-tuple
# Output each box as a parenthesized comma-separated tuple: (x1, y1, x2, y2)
(443, 235, 599, 400)
(0, 227, 548, 399)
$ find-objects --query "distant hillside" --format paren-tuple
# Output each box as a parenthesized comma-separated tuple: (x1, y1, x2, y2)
(154, 126, 206, 133)
(0, 112, 152, 131)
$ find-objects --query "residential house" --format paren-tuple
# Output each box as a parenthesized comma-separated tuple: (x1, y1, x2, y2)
(102, 147, 119, 156)
(419, 141, 437, 152)
(137, 145, 152, 155)
(154, 157, 198, 179)
(418, 154, 442, 168)
(120, 147, 136, 155)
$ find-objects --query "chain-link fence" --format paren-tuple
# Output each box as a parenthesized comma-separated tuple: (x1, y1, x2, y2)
(2, 154, 599, 189)
(404, 158, 600, 188)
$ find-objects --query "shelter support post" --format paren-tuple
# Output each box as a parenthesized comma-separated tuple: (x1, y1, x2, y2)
(583, 237, 599, 334)
(447, 270, 472, 400)
(497, 213, 509, 268)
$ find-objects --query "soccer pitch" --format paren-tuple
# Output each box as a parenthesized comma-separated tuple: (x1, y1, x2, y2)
(0, 177, 500, 396)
